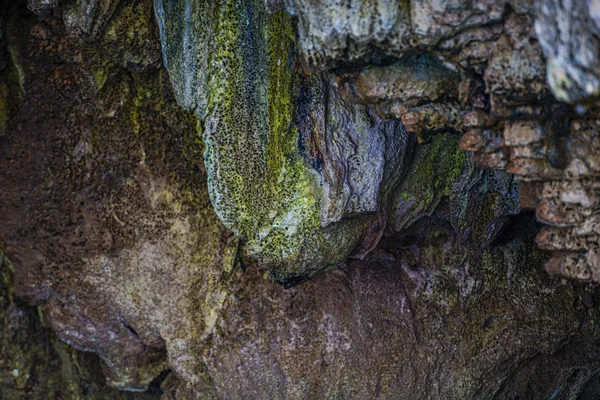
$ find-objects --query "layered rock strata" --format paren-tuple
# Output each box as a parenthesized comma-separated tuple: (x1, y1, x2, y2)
(267, 0, 599, 283)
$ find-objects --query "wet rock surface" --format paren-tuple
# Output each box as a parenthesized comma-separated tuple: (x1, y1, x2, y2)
(1, 0, 600, 398)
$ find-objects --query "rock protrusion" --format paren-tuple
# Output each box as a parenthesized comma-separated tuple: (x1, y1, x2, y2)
(156, 0, 415, 282)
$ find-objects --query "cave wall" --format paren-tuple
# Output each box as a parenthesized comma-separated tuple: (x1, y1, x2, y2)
(0, 0, 600, 398)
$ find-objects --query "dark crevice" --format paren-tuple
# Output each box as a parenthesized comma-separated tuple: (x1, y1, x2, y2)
(490, 210, 540, 248)
(119, 316, 139, 337)
(146, 369, 171, 395)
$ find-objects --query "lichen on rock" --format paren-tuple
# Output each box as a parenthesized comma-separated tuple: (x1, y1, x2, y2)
(0, 2, 240, 389)
(156, 0, 415, 283)
(389, 133, 521, 246)
(4, 0, 600, 397)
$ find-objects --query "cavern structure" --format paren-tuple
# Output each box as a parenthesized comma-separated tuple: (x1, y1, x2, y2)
(1, 0, 600, 398)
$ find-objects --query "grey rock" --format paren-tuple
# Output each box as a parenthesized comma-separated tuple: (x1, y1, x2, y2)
(271, 0, 533, 69)
(154, 0, 213, 118)
(297, 74, 414, 227)
(156, 0, 415, 282)
(535, 0, 600, 103)
(3, 0, 600, 397)
(0, 254, 138, 399)
(63, 0, 121, 40)
(389, 133, 520, 246)
(0, 9, 237, 389)
(27, 0, 60, 14)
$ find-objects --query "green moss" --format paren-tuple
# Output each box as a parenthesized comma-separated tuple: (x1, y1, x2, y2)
(158, 0, 405, 281)
(0, 38, 26, 137)
(201, 0, 343, 279)
(7, 43, 25, 96)
(391, 132, 469, 232)
(398, 192, 414, 201)
(93, 67, 108, 90)
(0, 252, 14, 303)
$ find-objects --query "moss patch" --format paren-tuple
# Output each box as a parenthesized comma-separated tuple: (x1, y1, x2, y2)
(390, 132, 469, 232)
(200, 0, 362, 280)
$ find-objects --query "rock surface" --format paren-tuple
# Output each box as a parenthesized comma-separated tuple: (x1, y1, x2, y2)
(190, 232, 600, 399)
(0, 253, 152, 399)
(155, 0, 416, 283)
(275, 0, 535, 70)
(1, 0, 237, 390)
(535, 0, 600, 103)
(1, 0, 600, 398)
(281, 0, 600, 284)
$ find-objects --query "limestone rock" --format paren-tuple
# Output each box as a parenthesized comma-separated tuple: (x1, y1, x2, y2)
(103, 0, 162, 70)
(3, 0, 600, 397)
(484, 13, 549, 117)
(389, 133, 520, 246)
(268, 0, 535, 69)
(156, 0, 415, 283)
(27, 0, 60, 14)
(169, 229, 600, 399)
(63, 0, 121, 40)
(535, 0, 600, 103)
(153, 0, 212, 117)
(0, 254, 139, 399)
(0, 5, 238, 389)
(287, 0, 600, 284)
(340, 53, 464, 134)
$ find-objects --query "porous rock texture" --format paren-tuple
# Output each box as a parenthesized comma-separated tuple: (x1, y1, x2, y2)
(1, 0, 238, 390)
(155, 0, 415, 283)
(291, 0, 600, 284)
(1, 0, 600, 398)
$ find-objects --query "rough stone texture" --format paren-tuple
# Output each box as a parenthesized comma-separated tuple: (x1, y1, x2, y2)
(339, 53, 464, 136)
(153, 0, 212, 118)
(63, 0, 121, 40)
(0, 253, 160, 399)
(166, 226, 600, 399)
(2, 0, 600, 398)
(535, 0, 600, 103)
(278, 0, 599, 283)
(454, 17, 600, 284)
(274, 0, 535, 70)
(389, 133, 520, 247)
(155, 0, 415, 283)
(0, 0, 238, 391)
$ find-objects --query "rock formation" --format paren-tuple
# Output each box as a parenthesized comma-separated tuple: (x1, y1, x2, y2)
(1, 0, 600, 398)
(155, 0, 416, 283)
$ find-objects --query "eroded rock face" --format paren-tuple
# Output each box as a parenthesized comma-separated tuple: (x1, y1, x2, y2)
(274, 0, 535, 69)
(0, 254, 139, 399)
(155, 0, 415, 283)
(389, 133, 521, 247)
(164, 227, 600, 399)
(0, 1, 238, 390)
(535, 0, 600, 103)
(275, 0, 599, 283)
(2, 0, 600, 398)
